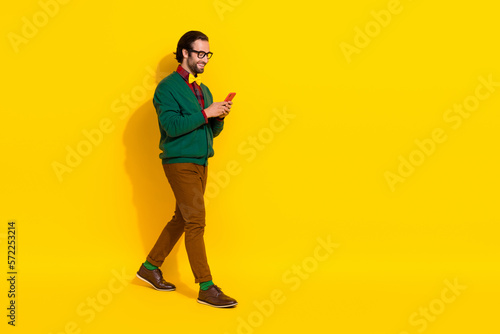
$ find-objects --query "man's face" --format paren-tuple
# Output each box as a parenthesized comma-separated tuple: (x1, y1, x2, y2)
(184, 39, 210, 75)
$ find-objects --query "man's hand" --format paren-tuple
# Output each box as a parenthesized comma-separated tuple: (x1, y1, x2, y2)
(204, 101, 232, 119)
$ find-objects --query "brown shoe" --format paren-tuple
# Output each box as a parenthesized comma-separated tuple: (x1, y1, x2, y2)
(136, 264, 175, 291)
(197, 285, 238, 308)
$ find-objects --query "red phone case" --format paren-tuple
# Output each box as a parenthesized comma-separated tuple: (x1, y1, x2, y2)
(225, 92, 236, 101)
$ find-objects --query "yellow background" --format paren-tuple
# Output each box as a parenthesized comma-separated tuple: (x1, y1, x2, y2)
(1, 0, 499, 333)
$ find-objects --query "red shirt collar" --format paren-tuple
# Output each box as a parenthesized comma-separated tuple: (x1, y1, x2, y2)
(176, 64, 196, 83)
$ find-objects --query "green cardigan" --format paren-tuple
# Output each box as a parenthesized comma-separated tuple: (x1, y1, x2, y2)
(153, 71, 224, 166)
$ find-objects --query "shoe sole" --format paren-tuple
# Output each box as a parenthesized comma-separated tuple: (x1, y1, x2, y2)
(136, 273, 176, 291)
(197, 299, 238, 308)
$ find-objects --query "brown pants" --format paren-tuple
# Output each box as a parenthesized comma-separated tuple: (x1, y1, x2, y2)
(147, 163, 212, 283)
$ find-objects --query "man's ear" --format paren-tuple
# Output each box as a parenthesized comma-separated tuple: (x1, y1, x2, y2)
(182, 48, 189, 60)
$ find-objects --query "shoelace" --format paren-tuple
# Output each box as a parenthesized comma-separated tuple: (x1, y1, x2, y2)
(156, 269, 168, 282)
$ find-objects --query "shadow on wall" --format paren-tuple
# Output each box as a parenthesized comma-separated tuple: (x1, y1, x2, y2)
(123, 54, 198, 297)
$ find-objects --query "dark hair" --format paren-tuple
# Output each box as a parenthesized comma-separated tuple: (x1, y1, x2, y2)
(174, 31, 209, 63)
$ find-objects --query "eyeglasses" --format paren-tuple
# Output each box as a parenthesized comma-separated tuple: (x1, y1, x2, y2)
(188, 49, 213, 59)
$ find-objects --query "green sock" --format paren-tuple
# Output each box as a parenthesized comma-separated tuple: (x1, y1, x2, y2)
(200, 280, 214, 291)
(143, 260, 158, 270)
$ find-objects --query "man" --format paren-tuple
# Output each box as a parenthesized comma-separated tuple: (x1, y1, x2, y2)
(136, 31, 237, 308)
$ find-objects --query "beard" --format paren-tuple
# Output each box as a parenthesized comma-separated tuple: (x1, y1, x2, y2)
(187, 56, 205, 75)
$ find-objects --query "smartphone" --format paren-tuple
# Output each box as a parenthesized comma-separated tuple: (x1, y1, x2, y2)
(225, 92, 236, 102)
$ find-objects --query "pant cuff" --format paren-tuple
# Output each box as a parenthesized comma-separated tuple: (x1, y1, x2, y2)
(195, 274, 213, 284)
(146, 256, 163, 268)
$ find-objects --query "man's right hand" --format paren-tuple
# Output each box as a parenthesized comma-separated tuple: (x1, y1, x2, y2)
(204, 101, 232, 118)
